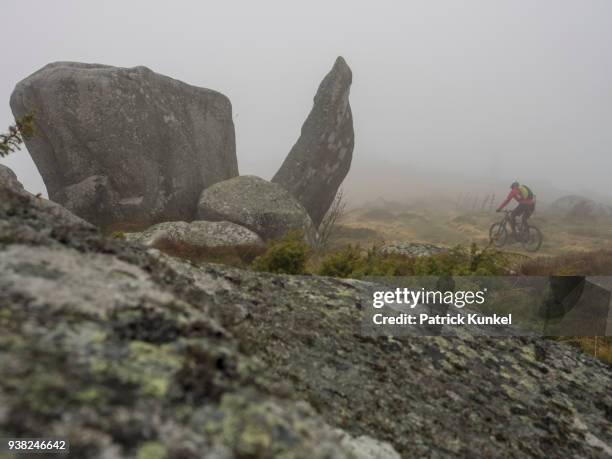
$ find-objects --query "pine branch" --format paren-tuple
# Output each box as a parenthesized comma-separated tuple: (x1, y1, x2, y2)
(0, 113, 34, 158)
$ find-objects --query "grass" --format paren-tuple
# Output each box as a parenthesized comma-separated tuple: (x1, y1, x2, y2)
(555, 337, 612, 365)
(151, 237, 266, 268)
(340, 204, 612, 257)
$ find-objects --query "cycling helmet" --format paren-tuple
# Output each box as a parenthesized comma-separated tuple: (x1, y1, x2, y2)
(510, 181, 519, 189)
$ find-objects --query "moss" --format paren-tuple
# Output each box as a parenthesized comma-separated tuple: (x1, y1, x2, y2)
(75, 388, 100, 402)
(203, 393, 316, 458)
(110, 231, 126, 240)
(136, 442, 167, 459)
(129, 341, 182, 368)
(127, 341, 182, 398)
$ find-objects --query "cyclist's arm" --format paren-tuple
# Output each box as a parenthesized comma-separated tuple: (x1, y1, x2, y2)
(497, 190, 516, 211)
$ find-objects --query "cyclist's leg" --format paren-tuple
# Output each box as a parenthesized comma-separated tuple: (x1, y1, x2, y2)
(522, 203, 535, 228)
(510, 205, 524, 233)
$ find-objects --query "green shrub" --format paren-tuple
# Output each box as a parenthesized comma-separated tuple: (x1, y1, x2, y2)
(317, 245, 364, 277)
(316, 243, 507, 279)
(317, 245, 416, 278)
(252, 231, 310, 275)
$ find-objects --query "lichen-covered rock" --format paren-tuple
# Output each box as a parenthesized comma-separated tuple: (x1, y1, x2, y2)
(0, 163, 25, 193)
(0, 163, 89, 226)
(126, 220, 264, 248)
(337, 432, 401, 459)
(197, 175, 316, 242)
(10, 62, 238, 231)
(380, 242, 447, 257)
(0, 179, 610, 458)
(272, 56, 354, 227)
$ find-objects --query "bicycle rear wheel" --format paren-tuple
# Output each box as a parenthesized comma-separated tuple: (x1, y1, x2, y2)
(489, 222, 507, 247)
(522, 225, 542, 252)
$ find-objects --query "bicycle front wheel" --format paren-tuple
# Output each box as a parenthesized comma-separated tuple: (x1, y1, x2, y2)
(522, 225, 542, 252)
(489, 222, 507, 247)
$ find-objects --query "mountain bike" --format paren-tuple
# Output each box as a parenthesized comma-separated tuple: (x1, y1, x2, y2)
(489, 210, 542, 252)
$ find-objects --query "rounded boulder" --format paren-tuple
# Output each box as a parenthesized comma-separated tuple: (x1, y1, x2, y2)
(197, 175, 316, 242)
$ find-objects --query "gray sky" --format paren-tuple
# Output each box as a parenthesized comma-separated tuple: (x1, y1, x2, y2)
(2, 0, 611, 201)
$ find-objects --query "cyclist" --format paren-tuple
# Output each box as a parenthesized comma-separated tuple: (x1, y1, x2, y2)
(496, 181, 536, 235)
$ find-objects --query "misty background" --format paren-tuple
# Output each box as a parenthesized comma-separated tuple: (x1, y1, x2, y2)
(2, 0, 611, 206)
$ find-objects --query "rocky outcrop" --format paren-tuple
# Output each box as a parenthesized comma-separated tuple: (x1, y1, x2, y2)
(380, 242, 447, 257)
(197, 175, 316, 242)
(126, 220, 264, 248)
(0, 163, 89, 226)
(272, 57, 354, 227)
(0, 163, 25, 193)
(550, 195, 612, 218)
(1, 177, 611, 458)
(10, 62, 238, 231)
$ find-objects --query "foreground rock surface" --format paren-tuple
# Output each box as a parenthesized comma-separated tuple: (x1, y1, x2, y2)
(126, 220, 264, 249)
(272, 56, 355, 227)
(0, 179, 611, 458)
(197, 175, 316, 242)
(10, 62, 238, 231)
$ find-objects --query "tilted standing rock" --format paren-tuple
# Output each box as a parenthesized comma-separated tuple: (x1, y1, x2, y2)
(10, 62, 238, 231)
(272, 56, 354, 227)
(197, 175, 316, 242)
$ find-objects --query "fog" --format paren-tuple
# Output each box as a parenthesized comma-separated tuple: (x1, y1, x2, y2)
(2, 0, 611, 204)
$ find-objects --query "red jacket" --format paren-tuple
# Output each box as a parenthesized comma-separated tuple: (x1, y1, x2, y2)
(497, 188, 534, 210)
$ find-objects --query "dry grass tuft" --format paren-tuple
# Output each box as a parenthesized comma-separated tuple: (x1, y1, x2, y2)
(555, 337, 612, 365)
(519, 250, 612, 275)
(151, 237, 266, 268)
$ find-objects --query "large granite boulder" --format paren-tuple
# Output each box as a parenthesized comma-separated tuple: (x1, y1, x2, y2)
(126, 220, 264, 248)
(10, 62, 238, 231)
(272, 56, 354, 227)
(197, 175, 316, 242)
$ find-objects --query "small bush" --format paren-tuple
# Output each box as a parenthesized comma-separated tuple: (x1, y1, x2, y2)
(252, 231, 310, 275)
(317, 245, 365, 277)
(316, 243, 507, 279)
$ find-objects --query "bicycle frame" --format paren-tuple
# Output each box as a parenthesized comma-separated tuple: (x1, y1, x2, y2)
(499, 210, 526, 235)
